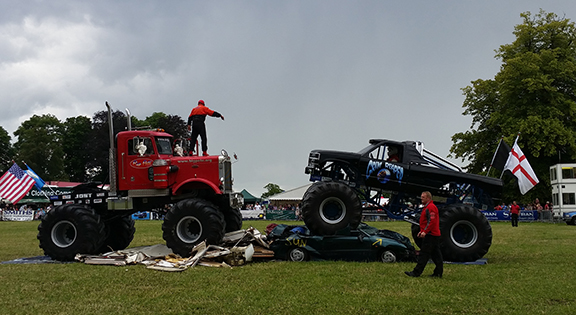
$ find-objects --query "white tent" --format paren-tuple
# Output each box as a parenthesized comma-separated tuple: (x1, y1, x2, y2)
(267, 183, 312, 206)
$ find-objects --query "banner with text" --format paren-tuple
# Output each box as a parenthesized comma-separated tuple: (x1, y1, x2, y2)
(481, 210, 538, 221)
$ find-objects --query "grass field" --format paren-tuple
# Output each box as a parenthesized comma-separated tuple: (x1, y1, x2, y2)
(1, 219, 576, 314)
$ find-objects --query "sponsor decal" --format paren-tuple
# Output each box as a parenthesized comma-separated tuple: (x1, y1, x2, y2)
(28, 189, 68, 197)
(366, 160, 404, 184)
(366, 160, 382, 180)
(377, 168, 391, 183)
(175, 158, 213, 164)
(130, 158, 154, 169)
(94, 199, 102, 204)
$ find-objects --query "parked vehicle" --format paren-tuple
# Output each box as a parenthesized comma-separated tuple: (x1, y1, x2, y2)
(563, 211, 576, 225)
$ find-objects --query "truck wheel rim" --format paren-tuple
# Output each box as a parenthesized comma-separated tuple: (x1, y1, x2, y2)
(450, 220, 478, 249)
(176, 216, 202, 243)
(51, 220, 77, 248)
(289, 248, 306, 261)
(319, 197, 346, 224)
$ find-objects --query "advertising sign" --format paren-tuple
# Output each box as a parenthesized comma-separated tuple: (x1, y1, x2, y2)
(481, 210, 538, 221)
(2, 209, 35, 221)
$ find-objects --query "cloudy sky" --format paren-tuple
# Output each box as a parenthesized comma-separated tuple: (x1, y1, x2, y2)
(1, 1, 575, 197)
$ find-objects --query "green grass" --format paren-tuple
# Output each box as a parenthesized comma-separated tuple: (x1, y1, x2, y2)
(1, 220, 576, 314)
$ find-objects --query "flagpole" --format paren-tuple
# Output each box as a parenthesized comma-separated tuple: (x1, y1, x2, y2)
(487, 136, 504, 177)
(22, 161, 53, 200)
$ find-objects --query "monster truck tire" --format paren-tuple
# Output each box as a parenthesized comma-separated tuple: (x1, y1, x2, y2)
(162, 198, 225, 257)
(221, 206, 243, 232)
(98, 215, 136, 253)
(37, 204, 105, 261)
(440, 204, 492, 262)
(301, 181, 362, 235)
(214, 197, 243, 232)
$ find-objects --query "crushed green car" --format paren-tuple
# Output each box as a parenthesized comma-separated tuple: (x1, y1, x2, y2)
(268, 223, 416, 263)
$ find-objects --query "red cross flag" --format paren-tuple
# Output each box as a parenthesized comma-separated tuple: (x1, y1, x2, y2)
(0, 163, 36, 204)
(504, 140, 539, 195)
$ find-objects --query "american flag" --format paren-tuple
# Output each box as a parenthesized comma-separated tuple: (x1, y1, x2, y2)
(0, 163, 36, 204)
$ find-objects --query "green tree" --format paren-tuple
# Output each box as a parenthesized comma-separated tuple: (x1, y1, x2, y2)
(13, 114, 66, 181)
(87, 110, 129, 183)
(144, 112, 166, 129)
(0, 126, 14, 172)
(450, 10, 576, 203)
(261, 183, 284, 199)
(62, 116, 92, 182)
(144, 112, 188, 140)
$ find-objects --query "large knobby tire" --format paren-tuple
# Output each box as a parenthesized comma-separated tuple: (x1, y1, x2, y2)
(440, 205, 492, 262)
(222, 206, 243, 232)
(301, 182, 362, 235)
(98, 215, 136, 253)
(162, 198, 225, 257)
(37, 204, 105, 261)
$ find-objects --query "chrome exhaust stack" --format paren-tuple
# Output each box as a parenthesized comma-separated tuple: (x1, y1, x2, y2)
(106, 101, 117, 193)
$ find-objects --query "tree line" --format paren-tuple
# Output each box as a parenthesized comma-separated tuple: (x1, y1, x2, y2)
(0, 110, 188, 183)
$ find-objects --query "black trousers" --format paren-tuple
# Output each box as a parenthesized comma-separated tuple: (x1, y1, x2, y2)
(191, 122, 208, 153)
(511, 213, 519, 227)
(412, 235, 443, 276)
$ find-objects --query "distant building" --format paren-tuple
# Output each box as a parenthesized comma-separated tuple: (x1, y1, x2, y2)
(550, 164, 576, 217)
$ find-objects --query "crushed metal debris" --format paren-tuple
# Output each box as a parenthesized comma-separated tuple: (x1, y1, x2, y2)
(74, 227, 275, 271)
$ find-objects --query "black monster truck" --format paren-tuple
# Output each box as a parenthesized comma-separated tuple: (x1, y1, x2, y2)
(302, 139, 503, 262)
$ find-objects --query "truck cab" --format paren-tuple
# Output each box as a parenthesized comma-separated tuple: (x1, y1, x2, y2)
(115, 129, 235, 200)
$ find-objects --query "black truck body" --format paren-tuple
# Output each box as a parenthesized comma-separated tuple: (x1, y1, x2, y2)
(302, 139, 503, 262)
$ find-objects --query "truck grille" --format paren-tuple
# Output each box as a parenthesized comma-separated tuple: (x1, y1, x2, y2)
(220, 159, 233, 192)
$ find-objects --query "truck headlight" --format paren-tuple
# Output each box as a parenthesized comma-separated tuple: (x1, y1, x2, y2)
(153, 159, 168, 166)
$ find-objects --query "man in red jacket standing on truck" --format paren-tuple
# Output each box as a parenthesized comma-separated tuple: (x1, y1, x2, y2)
(405, 191, 443, 278)
(187, 99, 224, 156)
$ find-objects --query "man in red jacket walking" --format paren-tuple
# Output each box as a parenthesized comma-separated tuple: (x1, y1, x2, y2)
(405, 191, 443, 278)
(510, 201, 520, 227)
(187, 100, 224, 156)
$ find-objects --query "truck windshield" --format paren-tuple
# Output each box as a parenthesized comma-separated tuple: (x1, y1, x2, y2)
(155, 137, 173, 155)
